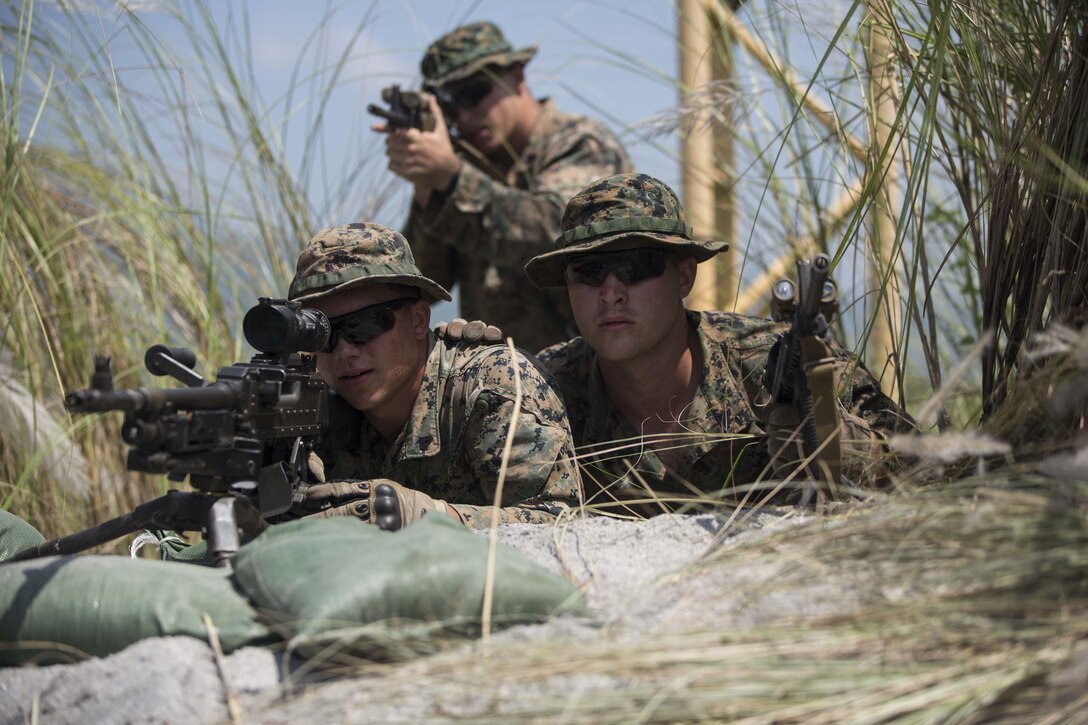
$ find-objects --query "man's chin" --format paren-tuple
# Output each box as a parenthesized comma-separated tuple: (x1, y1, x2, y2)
(334, 386, 382, 413)
(587, 337, 645, 364)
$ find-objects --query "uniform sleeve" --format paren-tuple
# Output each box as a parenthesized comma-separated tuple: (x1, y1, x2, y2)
(833, 355, 915, 484)
(404, 203, 458, 293)
(834, 352, 915, 437)
(409, 131, 631, 269)
(447, 357, 584, 527)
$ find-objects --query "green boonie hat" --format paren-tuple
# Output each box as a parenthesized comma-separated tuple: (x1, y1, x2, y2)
(421, 21, 537, 88)
(524, 173, 729, 288)
(289, 223, 452, 303)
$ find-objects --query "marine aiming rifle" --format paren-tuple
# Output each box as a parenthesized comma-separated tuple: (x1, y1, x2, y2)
(367, 84, 463, 141)
(766, 253, 842, 504)
(8, 298, 330, 566)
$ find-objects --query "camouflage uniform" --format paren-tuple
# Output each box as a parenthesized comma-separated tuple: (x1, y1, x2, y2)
(538, 312, 908, 510)
(406, 21, 632, 353)
(525, 173, 912, 513)
(290, 223, 582, 527)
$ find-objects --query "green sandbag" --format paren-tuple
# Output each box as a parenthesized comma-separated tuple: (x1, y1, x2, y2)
(0, 555, 271, 666)
(231, 515, 587, 657)
(0, 509, 46, 563)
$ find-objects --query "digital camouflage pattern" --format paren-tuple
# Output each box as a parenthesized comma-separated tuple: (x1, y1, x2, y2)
(407, 100, 632, 352)
(537, 311, 913, 514)
(317, 331, 583, 526)
(421, 21, 537, 88)
(289, 222, 451, 303)
(525, 172, 728, 288)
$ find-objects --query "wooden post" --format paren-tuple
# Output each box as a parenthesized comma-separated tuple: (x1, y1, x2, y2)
(679, 0, 734, 311)
(863, 0, 904, 401)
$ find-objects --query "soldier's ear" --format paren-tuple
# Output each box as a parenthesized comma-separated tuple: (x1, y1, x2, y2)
(676, 256, 698, 298)
(411, 299, 431, 340)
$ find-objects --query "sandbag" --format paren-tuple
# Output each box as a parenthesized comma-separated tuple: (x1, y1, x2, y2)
(231, 515, 588, 659)
(0, 509, 45, 563)
(0, 555, 271, 666)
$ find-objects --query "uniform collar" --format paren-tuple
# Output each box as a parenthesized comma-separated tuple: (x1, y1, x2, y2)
(581, 311, 746, 475)
(356, 333, 444, 465)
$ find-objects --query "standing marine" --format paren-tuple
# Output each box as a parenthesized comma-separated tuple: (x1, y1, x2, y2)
(376, 21, 632, 352)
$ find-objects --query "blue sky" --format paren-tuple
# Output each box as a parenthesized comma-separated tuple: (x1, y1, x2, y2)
(127, 0, 687, 229)
(26, 1, 871, 324)
(103, 0, 694, 321)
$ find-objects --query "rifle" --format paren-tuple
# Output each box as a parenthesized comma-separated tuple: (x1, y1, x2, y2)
(367, 84, 439, 132)
(8, 298, 330, 566)
(766, 253, 842, 504)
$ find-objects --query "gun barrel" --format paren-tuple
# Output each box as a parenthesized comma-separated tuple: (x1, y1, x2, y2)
(367, 104, 410, 128)
(799, 254, 831, 319)
(65, 382, 238, 414)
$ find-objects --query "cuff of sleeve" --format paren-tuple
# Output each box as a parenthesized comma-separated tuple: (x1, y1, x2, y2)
(443, 162, 495, 216)
(410, 161, 500, 249)
(450, 503, 562, 528)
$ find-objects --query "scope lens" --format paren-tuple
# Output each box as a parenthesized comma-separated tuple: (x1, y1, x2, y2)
(821, 281, 837, 303)
(243, 302, 330, 353)
(773, 279, 795, 301)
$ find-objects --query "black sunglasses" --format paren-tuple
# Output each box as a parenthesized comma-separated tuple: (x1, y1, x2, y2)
(321, 297, 417, 353)
(565, 249, 671, 287)
(444, 75, 494, 110)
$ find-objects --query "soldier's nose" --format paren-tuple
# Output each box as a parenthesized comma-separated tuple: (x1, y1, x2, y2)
(332, 336, 363, 360)
(598, 273, 627, 303)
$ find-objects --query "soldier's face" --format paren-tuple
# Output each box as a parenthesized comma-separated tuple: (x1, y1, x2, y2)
(448, 68, 523, 156)
(565, 244, 697, 364)
(309, 284, 430, 421)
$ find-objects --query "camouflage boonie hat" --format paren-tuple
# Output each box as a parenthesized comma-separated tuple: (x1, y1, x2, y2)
(421, 21, 537, 88)
(289, 223, 452, 303)
(524, 173, 729, 288)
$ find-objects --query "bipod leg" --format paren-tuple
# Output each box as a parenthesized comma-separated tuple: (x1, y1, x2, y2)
(5, 491, 207, 563)
(206, 497, 241, 567)
(206, 493, 268, 567)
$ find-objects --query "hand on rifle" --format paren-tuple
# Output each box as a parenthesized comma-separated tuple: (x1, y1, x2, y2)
(379, 94, 462, 202)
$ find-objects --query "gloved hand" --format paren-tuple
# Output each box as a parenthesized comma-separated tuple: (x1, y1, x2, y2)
(302, 478, 457, 531)
(434, 318, 504, 343)
(765, 403, 807, 480)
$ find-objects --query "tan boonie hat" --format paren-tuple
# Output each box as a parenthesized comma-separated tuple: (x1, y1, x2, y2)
(289, 223, 452, 303)
(421, 21, 537, 89)
(524, 173, 729, 288)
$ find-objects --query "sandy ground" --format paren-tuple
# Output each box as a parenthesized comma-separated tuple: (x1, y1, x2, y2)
(0, 510, 822, 725)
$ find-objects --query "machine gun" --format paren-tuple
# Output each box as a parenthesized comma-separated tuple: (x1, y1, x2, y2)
(766, 254, 842, 503)
(9, 298, 331, 566)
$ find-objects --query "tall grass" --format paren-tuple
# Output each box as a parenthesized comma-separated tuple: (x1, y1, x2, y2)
(0, 0, 388, 541)
(633, 0, 1087, 445)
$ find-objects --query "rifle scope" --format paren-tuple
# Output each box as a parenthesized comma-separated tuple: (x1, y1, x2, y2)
(243, 298, 330, 354)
